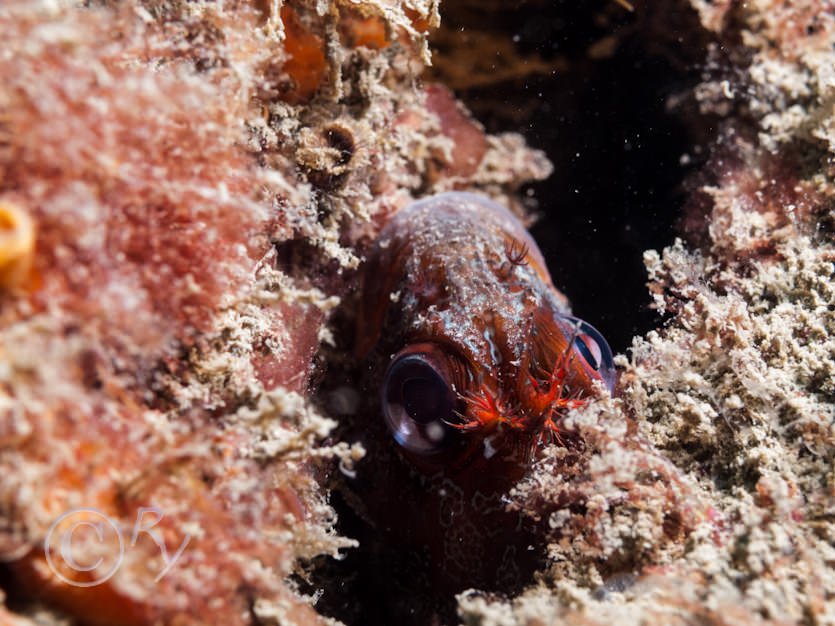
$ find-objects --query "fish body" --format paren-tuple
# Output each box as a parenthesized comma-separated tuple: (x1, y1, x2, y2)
(360, 192, 613, 463)
(351, 191, 615, 600)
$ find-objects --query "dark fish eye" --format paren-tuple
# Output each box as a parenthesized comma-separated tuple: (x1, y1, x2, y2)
(382, 349, 457, 454)
(558, 314, 616, 393)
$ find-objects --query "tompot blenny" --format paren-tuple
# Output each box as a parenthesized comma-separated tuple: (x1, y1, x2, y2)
(324, 192, 616, 624)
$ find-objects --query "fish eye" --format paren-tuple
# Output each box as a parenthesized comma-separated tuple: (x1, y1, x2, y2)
(558, 315, 616, 393)
(574, 333, 601, 369)
(382, 347, 457, 454)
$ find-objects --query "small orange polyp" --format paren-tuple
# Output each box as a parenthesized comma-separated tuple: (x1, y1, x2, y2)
(279, 5, 327, 104)
(0, 201, 35, 289)
(341, 12, 388, 49)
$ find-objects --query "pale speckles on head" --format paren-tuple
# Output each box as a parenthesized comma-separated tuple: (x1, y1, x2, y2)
(376, 192, 562, 372)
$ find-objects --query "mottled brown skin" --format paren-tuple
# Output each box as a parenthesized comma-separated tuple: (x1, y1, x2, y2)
(347, 192, 607, 612)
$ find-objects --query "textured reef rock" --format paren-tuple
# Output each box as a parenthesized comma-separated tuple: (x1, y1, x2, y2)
(1, 0, 834, 625)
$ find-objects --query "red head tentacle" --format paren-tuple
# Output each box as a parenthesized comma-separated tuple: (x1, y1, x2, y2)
(504, 238, 529, 267)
